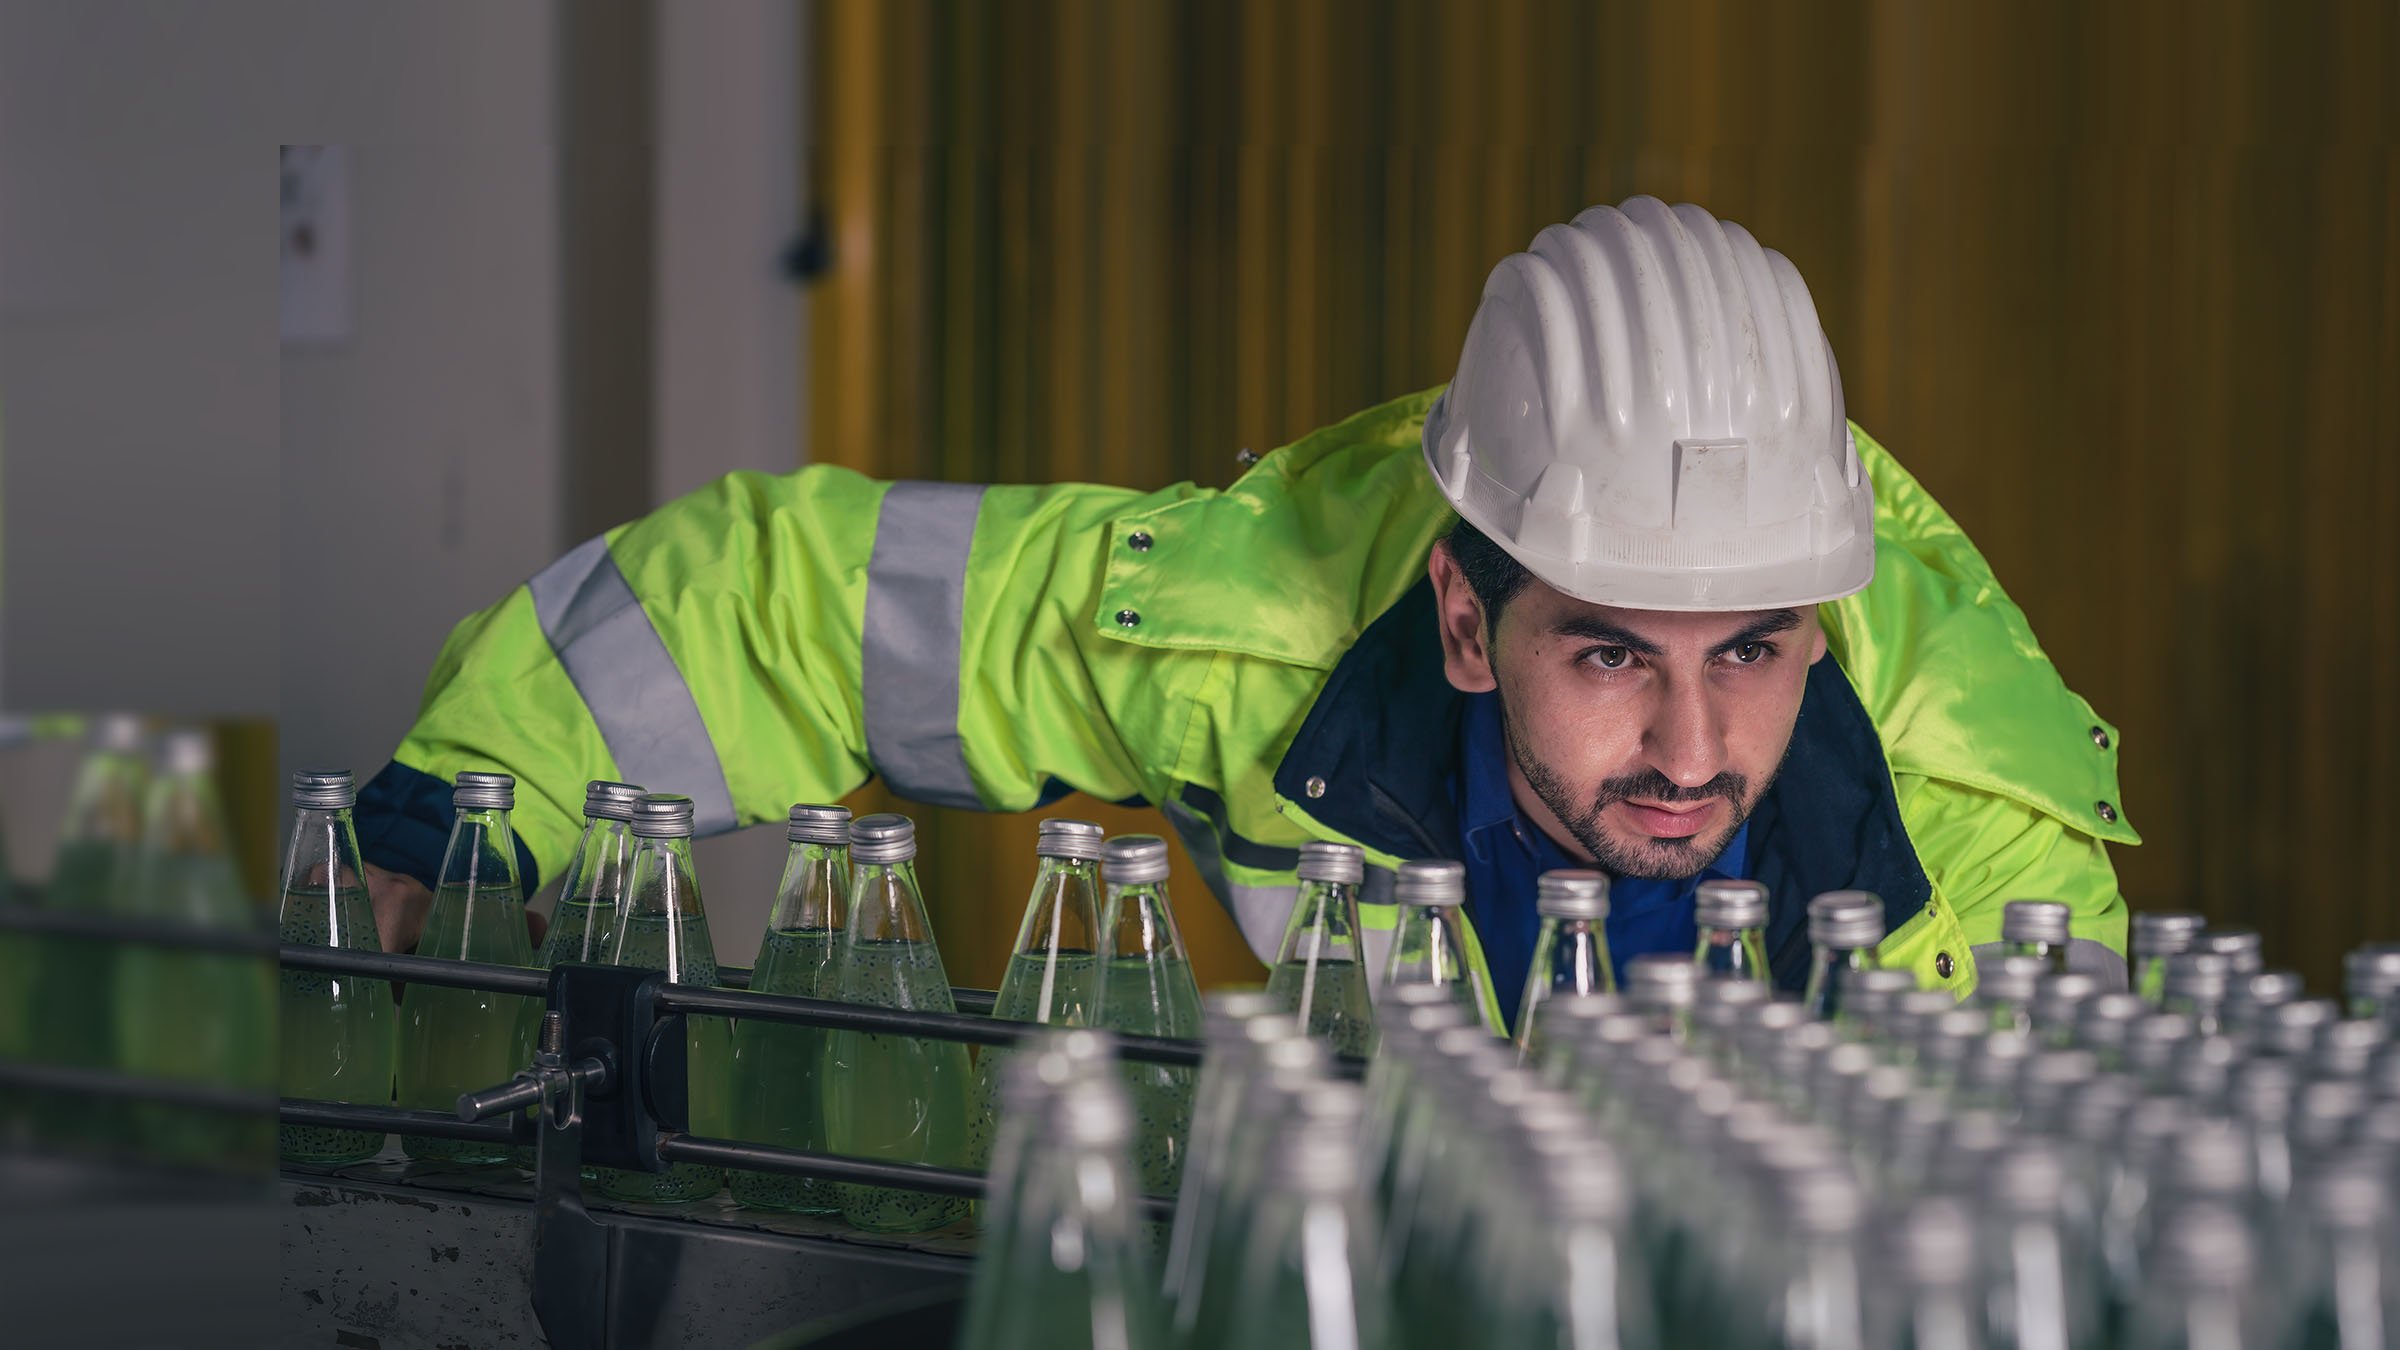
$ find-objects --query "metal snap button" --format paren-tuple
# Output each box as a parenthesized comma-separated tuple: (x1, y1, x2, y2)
(1128, 530, 1154, 552)
(1116, 609, 1141, 628)
(1305, 776, 1327, 799)
(2096, 800, 2118, 823)
(2090, 726, 2110, 750)
(1935, 951, 1955, 979)
(1236, 447, 1260, 468)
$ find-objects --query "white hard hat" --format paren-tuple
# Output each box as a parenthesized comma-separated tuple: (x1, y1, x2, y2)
(1423, 196, 1874, 613)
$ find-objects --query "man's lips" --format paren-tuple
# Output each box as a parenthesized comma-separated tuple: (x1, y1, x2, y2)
(1615, 798, 1720, 839)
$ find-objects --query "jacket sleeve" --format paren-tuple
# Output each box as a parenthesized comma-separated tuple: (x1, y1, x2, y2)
(359, 466, 1197, 891)
(1896, 774, 2131, 985)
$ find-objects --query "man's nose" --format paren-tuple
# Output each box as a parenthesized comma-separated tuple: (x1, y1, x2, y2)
(1644, 676, 1728, 789)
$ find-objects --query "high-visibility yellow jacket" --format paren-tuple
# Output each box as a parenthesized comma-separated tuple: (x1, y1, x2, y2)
(359, 389, 2139, 1014)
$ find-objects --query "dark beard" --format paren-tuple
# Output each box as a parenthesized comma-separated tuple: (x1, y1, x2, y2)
(1503, 708, 1776, 880)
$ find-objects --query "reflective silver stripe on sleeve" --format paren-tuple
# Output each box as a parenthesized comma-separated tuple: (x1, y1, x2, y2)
(861, 482, 988, 810)
(1972, 939, 2129, 991)
(1162, 795, 1294, 964)
(528, 534, 738, 835)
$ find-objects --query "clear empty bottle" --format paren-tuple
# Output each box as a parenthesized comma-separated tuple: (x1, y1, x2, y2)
(1999, 900, 2072, 974)
(1266, 841, 1377, 1057)
(1693, 878, 1773, 984)
(957, 1062, 1166, 1350)
(728, 803, 851, 1212)
(114, 729, 277, 1168)
(591, 794, 726, 1203)
(2159, 953, 2232, 1037)
(535, 780, 645, 968)
(2197, 927, 2265, 976)
(1093, 834, 1204, 1207)
(1974, 956, 2046, 1037)
(1172, 1032, 1330, 1346)
(276, 768, 395, 1165)
(396, 771, 538, 1164)
(2278, 1155, 2400, 1350)
(2121, 1204, 2274, 1350)
(1625, 953, 1699, 1040)
(1383, 859, 1493, 1029)
(969, 818, 1106, 1174)
(1163, 991, 1286, 1309)
(1482, 1128, 1660, 1350)
(1515, 870, 1614, 1057)
(1867, 1199, 1986, 1350)
(1226, 1102, 1389, 1350)
(2129, 912, 2206, 1006)
(823, 812, 971, 1232)
(1803, 891, 1886, 1023)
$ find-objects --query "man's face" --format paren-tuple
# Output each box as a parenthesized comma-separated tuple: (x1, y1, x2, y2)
(1430, 545, 1828, 879)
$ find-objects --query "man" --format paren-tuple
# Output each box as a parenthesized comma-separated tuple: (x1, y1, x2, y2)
(356, 197, 2136, 1028)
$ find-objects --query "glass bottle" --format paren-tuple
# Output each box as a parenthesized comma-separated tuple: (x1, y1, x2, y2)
(1974, 956, 2045, 1037)
(1978, 1142, 2104, 1350)
(1802, 890, 1886, 1023)
(1482, 1127, 1660, 1350)
(1265, 840, 1377, 1057)
(1624, 952, 1699, 1040)
(823, 812, 971, 1232)
(590, 793, 726, 1203)
(113, 729, 277, 1169)
(1866, 1199, 1987, 1350)
(1093, 834, 1204, 1207)
(727, 802, 850, 1212)
(276, 768, 395, 1165)
(1999, 899, 2072, 974)
(969, 818, 1106, 1174)
(1172, 1032, 1330, 1347)
(959, 1068, 1167, 1350)
(2344, 943, 2400, 1024)
(396, 771, 538, 1164)
(1514, 870, 1613, 1058)
(2278, 1155, 2400, 1350)
(2159, 953, 2232, 1037)
(1225, 1108, 1390, 1350)
(2120, 1204, 2272, 1350)
(975, 1027, 1115, 1279)
(534, 780, 645, 968)
(1693, 878, 1773, 984)
(1162, 990, 1285, 1309)
(1383, 859, 1494, 1029)
(26, 713, 149, 1148)
(2128, 912, 2204, 1005)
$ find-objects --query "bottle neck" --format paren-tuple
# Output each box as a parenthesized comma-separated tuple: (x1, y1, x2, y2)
(848, 858, 933, 943)
(1103, 880, 1186, 962)
(279, 805, 366, 900)
(770, 839, 849, 932)
(1279, 878, 1364, 962)
(1695, 923, 1771, 981)
(625, 834, 704, 919)
(143, 767, 233, 856)
(1537, 915, 1614, 996)
(2004, 938, 2067, 971)
(1011, 855, 1101, 959)
(565, 816, 638, 903)
(439, 806, 524, 899)
(1803, 945, 1877, 1020)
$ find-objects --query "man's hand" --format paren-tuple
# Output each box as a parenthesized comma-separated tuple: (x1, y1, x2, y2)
(365, 862, 550, 955)
(365, 863, 433, 956)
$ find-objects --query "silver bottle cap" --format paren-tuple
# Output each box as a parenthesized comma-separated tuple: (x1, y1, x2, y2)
(1034, 817, 1106, 862)
(290, 767, 355, 810)
(2000, 899, 2071, 946)
(1535, 869, 1609, 920)
(1886, 1199, 1978, 1288)
(92, 712, 146, 754)
(1807, 890, 1884, 950)
(158, 729, 214, 775)
(1102, 834, 1170, 885)
(2152, 1204, 2254, 1289)
(629, 792, 696, 838)
(1625, 954, 1698, 1009)
(2162, 952, 2231, 1003)
(787, 803, 853, 845)
(2347, 943, 2400, 1001)
(2031, 972, 2101, 1028)
(2198, 927, 2264, 974)
(453, 771, 516, 811)
(584, 780, 646, 822)
(2130, 910, 2206, 957)
(1976, 955, 2047, 1005)
(1985, 1141, 2068, 1214)
(1394, 859, 1467, 907)
(1695, 878, 1769, 931)
(1296, 840, 1365, 885)
(848, 812, 917, 863)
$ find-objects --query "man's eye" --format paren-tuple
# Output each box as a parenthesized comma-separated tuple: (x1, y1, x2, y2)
(1589, 646, 1632, 670)
(1730, 642, 1771, 665)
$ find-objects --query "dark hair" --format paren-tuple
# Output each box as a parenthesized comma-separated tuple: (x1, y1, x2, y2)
(1443, 516, 1533, 629)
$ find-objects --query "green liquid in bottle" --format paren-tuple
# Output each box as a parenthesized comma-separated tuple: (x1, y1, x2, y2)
(728, 927, 841, 1212)
(967, 949, 1099, 1168)
(589, 912, 726, 1204)
(1264, 955, 1376, 1058)
(397, 883, 537, 1165)
(824, 938, 972, 1233)
(278, 886, 395, 1164)
(1100, 953, 1202, 1200)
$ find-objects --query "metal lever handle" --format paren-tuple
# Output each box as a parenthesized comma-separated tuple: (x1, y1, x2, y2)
(456, 1011, 613, 1122)
(457, 1073, 547, 1122)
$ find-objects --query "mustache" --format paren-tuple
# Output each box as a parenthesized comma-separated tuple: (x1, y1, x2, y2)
(1593, 767, 1747, 808)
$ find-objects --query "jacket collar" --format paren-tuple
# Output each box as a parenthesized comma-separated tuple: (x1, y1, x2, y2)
(1275, 576, 1934, 989)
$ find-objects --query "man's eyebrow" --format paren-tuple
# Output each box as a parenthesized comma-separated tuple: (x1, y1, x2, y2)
(1547, 615, 1666, 657)
(1546, 609, 1803, 658)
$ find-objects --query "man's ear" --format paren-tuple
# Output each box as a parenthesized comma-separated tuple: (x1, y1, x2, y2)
(1428, 540, 1499, 694)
